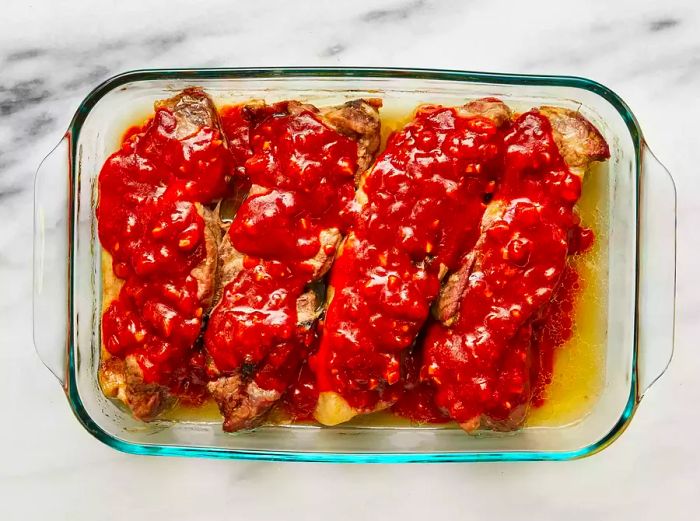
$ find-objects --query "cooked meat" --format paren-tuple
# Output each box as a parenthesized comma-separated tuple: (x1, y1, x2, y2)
(206, 98, 382, 432)
(211, 230, 242, 307)
(98, 88, 229, 420)
(433, 257, 475, 326)
(123, 355, 171, 420)
(99, 354, 171, 420)
(432, 99, 515, 325)
(312, 98, 513, 427)
(305, 228, 342, 278)
(422, 106, 610, 433)
(99, 90, 608, 435)
(433, 106, 608, 329)
(296, 288, 322, 326)
(100, 203, 222, 420)
(537, 106, 609, 170)
(191, 204, 222, 311)
(319, 98, 384, 175)
(155, 88, 222, 140)
(98, 356, 126, 402)
(208, 99, 381, 315)
(208, 375, 281, 432)
(457, 97, 512, 127)
(434, 107, 608, 328)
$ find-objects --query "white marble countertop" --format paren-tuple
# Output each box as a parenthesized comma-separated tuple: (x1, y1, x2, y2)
(1, 0, 698, 518)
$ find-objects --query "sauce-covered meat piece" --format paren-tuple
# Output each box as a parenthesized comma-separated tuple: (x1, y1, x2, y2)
(205, 99, 382, 431)
(311, 99, 513, 426)
(422, 107, 609, 431)
(98, 88, 232, 419)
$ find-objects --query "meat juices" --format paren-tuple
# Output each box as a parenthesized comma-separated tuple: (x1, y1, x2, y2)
(98, 88, 232, 419)
(205, 99, 382, 431)
(422, 107, 609, 432)
(312, 99, 513, 426)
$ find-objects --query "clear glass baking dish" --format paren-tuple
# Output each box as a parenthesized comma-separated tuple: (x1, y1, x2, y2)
(33, 67, 676, 462)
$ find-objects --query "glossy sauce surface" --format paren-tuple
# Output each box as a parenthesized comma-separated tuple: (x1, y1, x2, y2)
(103, 100, 607, 428)
(312, 105, 506, 412)
(205, 103, 358, 395)
(99, 103, 231, 396)
(421, 111, 599, 426)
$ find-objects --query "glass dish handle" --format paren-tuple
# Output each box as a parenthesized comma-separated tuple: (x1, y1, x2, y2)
(33, 136, 70, 387)
(637, 144, 676, 397)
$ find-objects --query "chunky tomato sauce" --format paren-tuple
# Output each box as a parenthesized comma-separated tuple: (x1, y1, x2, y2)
(98, 103, 231, 396)
(393, 259, 587, 423)
(100, 96, 604, 427)
(420, 111, 596, 426)
(205, 104, 359, 396)
(311, 106, 506, 412)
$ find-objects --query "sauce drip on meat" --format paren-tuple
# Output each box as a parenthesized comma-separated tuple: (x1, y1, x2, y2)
(392, 258, 588, 424)
(98, 104, 231, 398)
(312, 105, 506, 412)
(205, 104, 359, 395)
(281, 360, 319, 421)
(421, 111, 595, 426)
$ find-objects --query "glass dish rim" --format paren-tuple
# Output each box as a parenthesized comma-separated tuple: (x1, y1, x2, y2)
(64, 66, 643, 463)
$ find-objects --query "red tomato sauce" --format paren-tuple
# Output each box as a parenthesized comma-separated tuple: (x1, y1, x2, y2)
(205, 103, 359, 397)
(281, 359, 319, 421)
(100, 99, 601, 424)
(391, 342, 450, 423)
(393, 259, 587, 424)
(420, 111, 595, 426)
(98, 103, 232, 398)
(311, 106, 507, 412)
